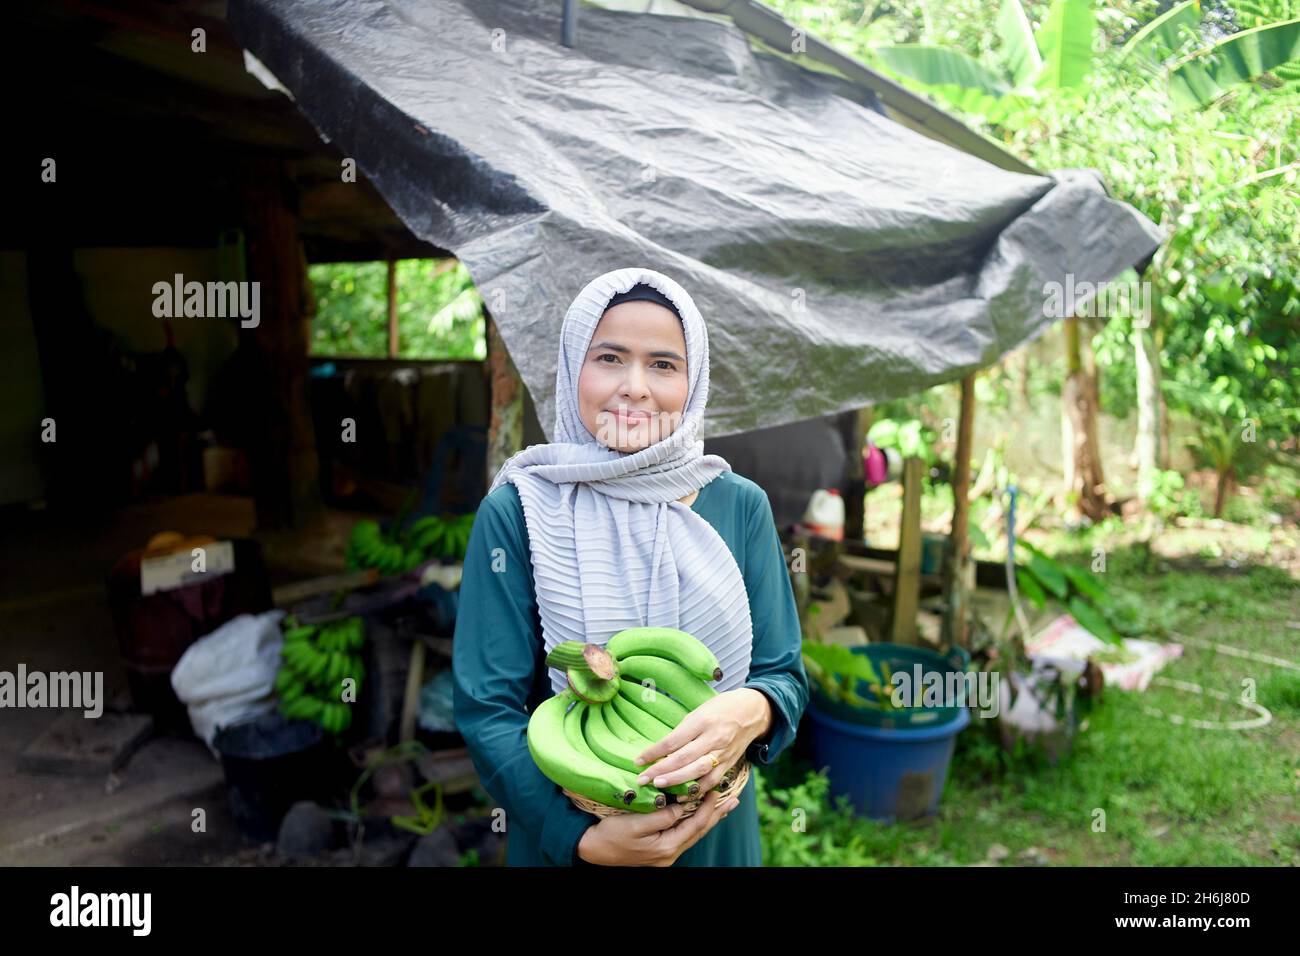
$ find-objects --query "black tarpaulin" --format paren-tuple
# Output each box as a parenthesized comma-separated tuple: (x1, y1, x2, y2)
(228, 0, 1162, 441)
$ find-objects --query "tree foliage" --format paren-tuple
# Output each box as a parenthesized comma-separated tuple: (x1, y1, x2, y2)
(308, 259, 486, 360)
(768, 0, 1299, 506)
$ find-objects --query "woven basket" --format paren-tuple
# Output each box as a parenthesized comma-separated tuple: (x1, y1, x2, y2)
(564, 759, 750, 817)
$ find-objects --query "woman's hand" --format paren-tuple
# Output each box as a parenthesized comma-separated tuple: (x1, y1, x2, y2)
(632, 689, 772, 794)
(576, 791, 741, 866)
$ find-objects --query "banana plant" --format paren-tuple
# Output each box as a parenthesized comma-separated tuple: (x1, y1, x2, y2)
(872, 0, 1300, 121)
(1120, 1, 1300, 109)
(870, 0, 1093, 125)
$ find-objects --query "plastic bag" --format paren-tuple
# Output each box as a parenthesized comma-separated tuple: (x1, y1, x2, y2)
(171, 609, 285, 755)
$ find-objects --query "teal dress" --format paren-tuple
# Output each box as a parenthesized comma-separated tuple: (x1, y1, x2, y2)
(451, 469, 809, 866)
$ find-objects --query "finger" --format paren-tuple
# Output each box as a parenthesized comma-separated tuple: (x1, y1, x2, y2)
(633, 713, 702, 767)
(694, 765, 727, 794)
(634, 737, 713, 787)
(623, 801, 691, 836)
(662, 793, 723, 849)
(638, 746, 716, 789)
(672, 792, 739, 855)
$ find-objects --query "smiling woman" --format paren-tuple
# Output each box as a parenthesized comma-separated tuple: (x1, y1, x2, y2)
(452, 267, 809, 867)
(578, 287, 690, 459)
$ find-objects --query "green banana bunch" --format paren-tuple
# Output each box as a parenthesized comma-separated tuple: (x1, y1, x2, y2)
(409, 512, 477, 562)
(526, 691, 666, 813)
(275, 615, 366, 735)
(527, 630, 735, 811)
(348, 512, 478, 573)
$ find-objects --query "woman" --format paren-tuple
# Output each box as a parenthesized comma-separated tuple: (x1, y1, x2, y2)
(452, 266, 808, 866)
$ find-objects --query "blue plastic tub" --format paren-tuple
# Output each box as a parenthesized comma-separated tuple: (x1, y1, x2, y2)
(808, 700, 970, 822)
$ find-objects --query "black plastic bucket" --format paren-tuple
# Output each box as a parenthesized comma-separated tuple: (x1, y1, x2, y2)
(213, 712, 330, 842)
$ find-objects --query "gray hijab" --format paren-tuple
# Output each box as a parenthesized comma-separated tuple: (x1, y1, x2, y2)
(488, 267, 754, 695)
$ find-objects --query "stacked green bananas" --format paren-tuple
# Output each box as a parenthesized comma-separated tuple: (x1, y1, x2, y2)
(345, 520, 423, 574)
(275, 616, 366, 735)
(344, 513, 476, 574)
(407, 513, 475, 562)
(526, 627, 739, 813)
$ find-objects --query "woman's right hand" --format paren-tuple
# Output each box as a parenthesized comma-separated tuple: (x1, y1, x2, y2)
(576, 791, 741, 866)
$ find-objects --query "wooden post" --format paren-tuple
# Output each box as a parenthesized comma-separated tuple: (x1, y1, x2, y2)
(240, 158, 322, 530)
(387, 259, 399, 358)
(945, 374, 976, 649)
(890, 457, 924, 644)
(486, 313, 525, 487)
(399, 640, 426, 744)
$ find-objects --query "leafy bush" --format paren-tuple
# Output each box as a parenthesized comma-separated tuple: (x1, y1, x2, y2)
(1147, 468, 1204, 520)
(756, 767, 882, 867)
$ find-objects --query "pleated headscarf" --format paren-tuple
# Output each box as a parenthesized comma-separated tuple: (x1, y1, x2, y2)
(488, 267, 754, 696)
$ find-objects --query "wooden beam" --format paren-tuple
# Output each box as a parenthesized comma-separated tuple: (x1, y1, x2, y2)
(890, 457, 924, 644)
(945, 374, 977, 649)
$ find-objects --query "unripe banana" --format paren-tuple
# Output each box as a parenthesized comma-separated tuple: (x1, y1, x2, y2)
(581, 703, 652, 775)
(616, 656, 717, 710)
(607, 626, 723, 682)
(600, 700, 642, 744)
(528, 693, 663, 812)
(600, 702, 700, 800)
(618, 678, 689, 728)
(610, 691, 674, 742)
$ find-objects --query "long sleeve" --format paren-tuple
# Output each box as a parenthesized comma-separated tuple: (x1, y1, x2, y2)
(738, 485, 810, 766)
(452, 485, 597, 866)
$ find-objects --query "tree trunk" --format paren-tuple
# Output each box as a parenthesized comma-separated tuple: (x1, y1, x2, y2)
(1213, 467, 1233, 519)
(1062, 316, 1109, 522)
(1134, 323, 1160, 504)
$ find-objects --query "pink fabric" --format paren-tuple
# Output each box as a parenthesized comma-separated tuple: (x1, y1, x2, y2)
(863, 444, 887, 487)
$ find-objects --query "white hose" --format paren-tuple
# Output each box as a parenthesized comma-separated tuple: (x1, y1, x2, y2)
(1142, 676, 1273, 731)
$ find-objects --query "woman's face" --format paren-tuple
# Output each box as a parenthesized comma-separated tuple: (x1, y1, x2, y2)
(578, 300, 689, 453)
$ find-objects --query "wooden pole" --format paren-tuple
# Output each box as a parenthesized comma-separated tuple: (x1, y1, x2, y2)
(387, 259, 399, 358)
(240, 158, 321, 530)
(946, 374, 976, 649)
(890, 457, 924, 645)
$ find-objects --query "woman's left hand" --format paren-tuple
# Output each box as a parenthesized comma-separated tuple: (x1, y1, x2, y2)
(632, 689, 771, 793)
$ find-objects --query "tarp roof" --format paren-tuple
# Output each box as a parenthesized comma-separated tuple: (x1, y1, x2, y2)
(228, 0, 1162, 441)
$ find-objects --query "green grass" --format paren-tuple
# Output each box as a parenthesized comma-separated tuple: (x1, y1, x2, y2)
(762, 544, 1300, 866)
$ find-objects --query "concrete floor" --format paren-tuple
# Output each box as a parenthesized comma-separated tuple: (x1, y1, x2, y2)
(0, 493, 358, 865)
